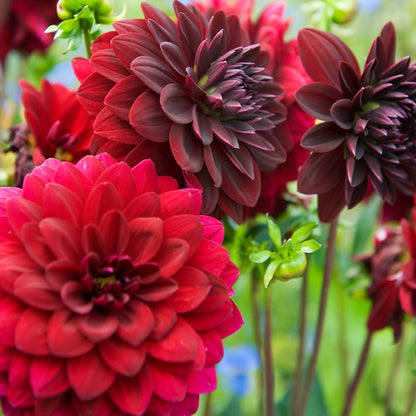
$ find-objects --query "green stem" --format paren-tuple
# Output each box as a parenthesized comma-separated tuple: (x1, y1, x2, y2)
(403, 379, 416, 416)
(341, 331, 373, 416)
(384, 337, 404, 416)
(290, 263, 309, 416)
(203, 392, 212, 416)
(82, 24, 92, 58)
(298, 216, 339, 416)
(264, 286, 275, 416)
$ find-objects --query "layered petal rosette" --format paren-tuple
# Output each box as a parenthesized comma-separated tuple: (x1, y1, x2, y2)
(296, 22, 416, 222)
(0, 154, 242, 416)
(20, 79, 94, 166)
(75, 1, 287, 222)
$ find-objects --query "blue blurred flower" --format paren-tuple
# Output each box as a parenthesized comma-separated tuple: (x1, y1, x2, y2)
(217, 345, 260, 397)
(358, 0, 382, 12)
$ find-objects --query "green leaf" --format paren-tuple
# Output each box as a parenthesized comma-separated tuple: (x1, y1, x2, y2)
(266, 216, 282, 248)
(291, 221, 318, 244)
(264, 259, 280, 288)
(249, 250, 272, 264)
(297, 239, 321, 253)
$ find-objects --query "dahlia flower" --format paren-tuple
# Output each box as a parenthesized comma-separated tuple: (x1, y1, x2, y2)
(75, 1, 288, 222)
(0, 0, 58, 66)
(20, 79, 94, 166)
(358, 227, 405, 341)
(194, 0, 314, 217)
(0, 154, 242, 416)
(296, 22, 416, 222)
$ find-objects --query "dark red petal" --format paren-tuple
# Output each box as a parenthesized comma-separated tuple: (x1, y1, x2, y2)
(116, 299, 155, 346)
(14, 272, 61, 311)
(90, 49, 131, 82)
(30, 357, 69, 398)
(297, 150, 345, 194)
(61, 281, 93, 315)
(129, 90, 171, 142)
(330, 98, 354, 129)
(131, 56, 177, 94)
(169, 266, 211, 313)
(78, 309, 118, 343)
(47, 308, 94, 357)
(108, 365, 152, 415)
(298, 27, 360, 87)
(169, 123, 204, 172)
(15, 308, 50, 355)
(146, 318, 200, 362)
(83, 182, 123, 225)
(126, 217, 164, 265)
(138, 277, 178, 302)
(161, 83, 194, 124)
(317, 179, 347, 222)
(105, 75, 146, 121)
(99, 338, 145, 377)
(67, 350, 115, 401)
(148, 363, 187, 401)
(8, 351, 31, 389)
(301, 122, 346, 152)
(153, 238, 190, 276)
(296, 82, 343, 121)
(45, 259, 82, 292)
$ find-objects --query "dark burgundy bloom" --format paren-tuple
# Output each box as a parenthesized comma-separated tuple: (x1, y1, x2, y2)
(194, 0, 314, 217)
(296, 22, 416, 222)
(399, 208, 416, 316)
(75, 1, 288, 222)
(0, 153, 242, 416)
(0, 0, 58, 66)
(358, 227, 406, 341)
(20, 79, 94, 166)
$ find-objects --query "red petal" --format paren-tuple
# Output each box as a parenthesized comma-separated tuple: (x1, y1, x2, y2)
(188, 367, 216, 394)
(126, 217, 164, 265)
(116, 299, 155, 346)
(61, 281, 93, 315)
(188, 238, 229, 275)
(99, 337, 145, 377)
(53, 162, 92, 202)
(45, 259, 82, 292)
(124, 192, 162, 220)
(200, 215, 224, 243)
(131, 159, 159, 194)
(108, 366, 153, 415)
(30, 357, 70, 398)
(8, 351, 31, 389)
(149, 304, 177, 341)
(78, 309, 118, 343)
(20, 223, 55, 267)
(67, 350, 115, 400)
(153, 238, 189, 276)
(159, 189, 202, 218)
(90, 49, 130, 82)
(148, 363, 187, 401)
(47, 308, 94, 357)
(169, 266, 211, 313)
(146, 318, 199, 362)
(129, 90, 171, 141)
(0, 297, 26, 346)
(98, 210, 129, 256)
(5, 197, 42, 238)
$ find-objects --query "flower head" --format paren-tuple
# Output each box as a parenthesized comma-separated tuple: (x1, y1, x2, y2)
(19, 78, 94, 167)
(0, 0, 58, 66)
(194, 0, 314, 217)
(75, 1, 288, 222)
(358, 227, 405, 341)
(0, 154, 242, 415)
(296, 22, 416, 222)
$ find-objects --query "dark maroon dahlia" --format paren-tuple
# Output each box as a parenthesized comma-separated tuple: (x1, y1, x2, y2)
(296, 22, 416, 222)
(75, 1, 287, 222)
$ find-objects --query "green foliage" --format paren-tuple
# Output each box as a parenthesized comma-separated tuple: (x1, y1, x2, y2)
(249, 216, 321, 287)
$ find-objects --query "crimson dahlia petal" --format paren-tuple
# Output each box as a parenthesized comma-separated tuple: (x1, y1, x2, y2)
(296, 22, 416, 222)
(75, 0, 288, 222)
(0, 154, 242, 416)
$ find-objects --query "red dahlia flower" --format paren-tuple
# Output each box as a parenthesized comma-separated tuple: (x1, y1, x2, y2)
(0, 154, 242, 416)
(194, 0, 314, 217)
(75, 1, 288, 222)
(296, 22, 416, 222)
(0, 0, 58, 66)
(20, 78, 94, 166)
(358, 227, 405, 341)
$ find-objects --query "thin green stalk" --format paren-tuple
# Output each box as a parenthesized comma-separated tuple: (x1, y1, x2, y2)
(341, 331, 373, 416)
(298, 216, 339, 416)
(82, 23, 93, 58)
(264, 286, 274, 416)
(384, 337, 404, 416)
(203, 392, 212, 416)
(290, 263, 309, 416)
(403, 379, 416, 416)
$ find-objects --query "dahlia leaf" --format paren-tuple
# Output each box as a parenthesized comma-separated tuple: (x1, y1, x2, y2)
(249, 250, 272, 263)
(264, 259, 280, 288)
(266, 216, 282, 248)
(291, 222, 318, 245)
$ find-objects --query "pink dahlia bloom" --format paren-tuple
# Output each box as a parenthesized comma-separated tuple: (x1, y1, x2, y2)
(0, 0, 58, 66)
(20, 79, 94, 166)
(0, 154, 242, 416)
(195, 0, 314, 217)
(75, 1, 288, 223)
